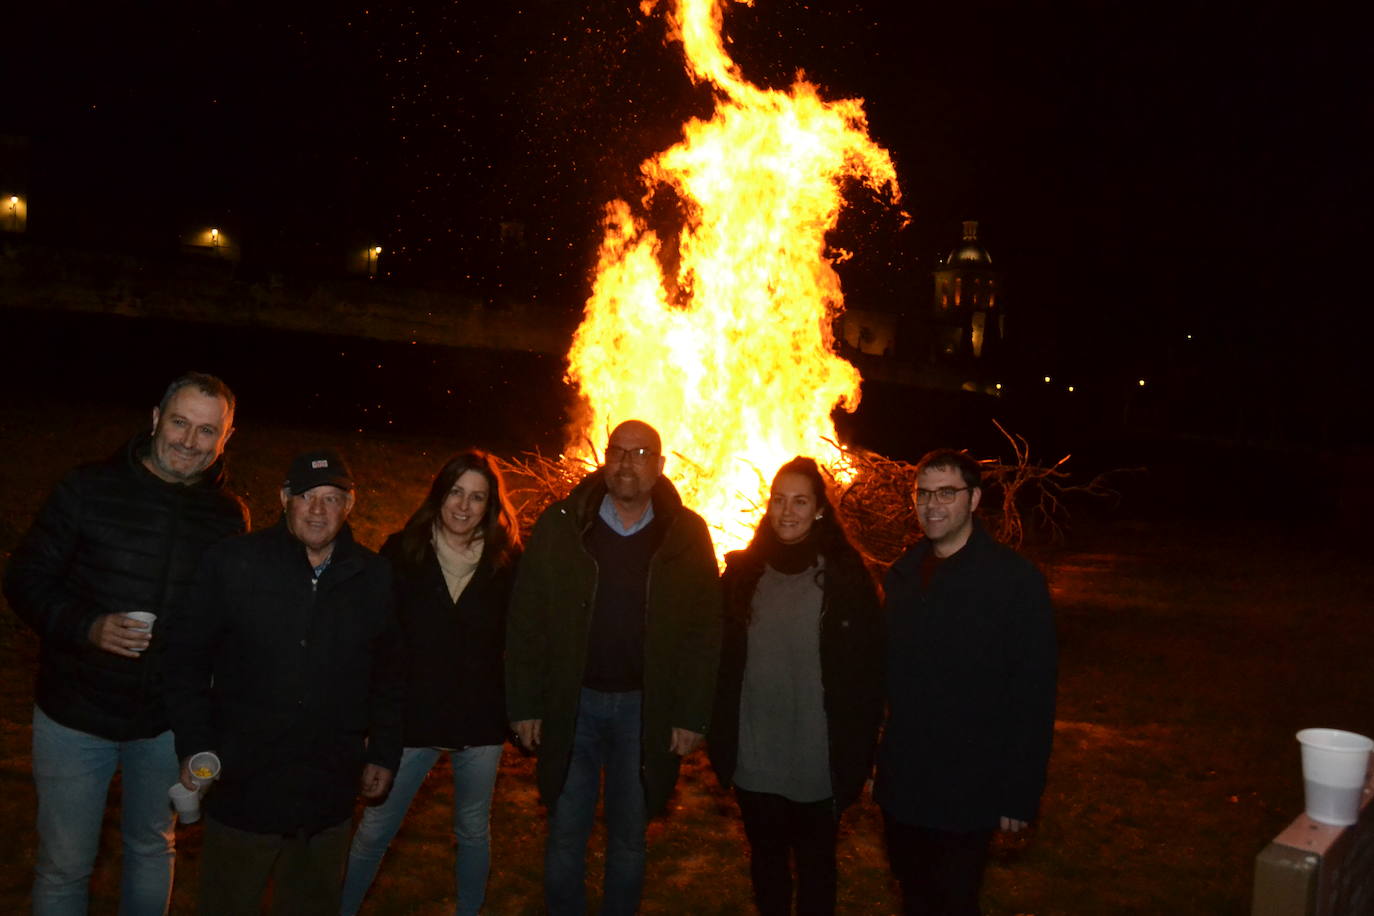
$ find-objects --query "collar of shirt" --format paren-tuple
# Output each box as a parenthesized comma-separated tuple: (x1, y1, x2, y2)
(598, 493, 655, 536)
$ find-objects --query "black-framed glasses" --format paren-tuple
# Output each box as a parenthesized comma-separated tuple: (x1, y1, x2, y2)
(605, 445, 659, 466)
(914, 486, 970, 505)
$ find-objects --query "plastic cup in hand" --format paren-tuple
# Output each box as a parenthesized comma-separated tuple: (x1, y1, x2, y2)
(1297, 728, 1373, 826)
(169, 782, 201, 824)
(125, 612, 156, 652)
(188, 751, 222, 790)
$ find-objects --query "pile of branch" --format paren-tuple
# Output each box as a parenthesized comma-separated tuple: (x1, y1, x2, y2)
(829, 421, 1125, 569)
(495, 421, 1127, 570)
(494, 451, 593, 534)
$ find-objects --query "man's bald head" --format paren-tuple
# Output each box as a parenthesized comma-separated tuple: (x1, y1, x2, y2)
(609, 420, 662, 456)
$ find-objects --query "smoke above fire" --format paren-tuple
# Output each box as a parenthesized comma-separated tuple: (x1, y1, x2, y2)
(566, 0, 902, 555)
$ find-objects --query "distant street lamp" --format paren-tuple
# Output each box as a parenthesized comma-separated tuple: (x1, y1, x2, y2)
(368, 246, 382, 279)
(1124, 378, 1148, 426)
(210, 228, 220, 251)
(8, 196, 17, 232)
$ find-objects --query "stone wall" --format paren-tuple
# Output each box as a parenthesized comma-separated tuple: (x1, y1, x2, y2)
(0, 241, 579, 355)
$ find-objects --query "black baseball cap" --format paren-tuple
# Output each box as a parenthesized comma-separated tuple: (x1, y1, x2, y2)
(283, 448, 355, 495)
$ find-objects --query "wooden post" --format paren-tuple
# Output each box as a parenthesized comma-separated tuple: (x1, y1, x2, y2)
(1252, 771, 1374, 915)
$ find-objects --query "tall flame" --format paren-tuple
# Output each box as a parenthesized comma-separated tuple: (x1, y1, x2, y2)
(566, 0, 901, 555)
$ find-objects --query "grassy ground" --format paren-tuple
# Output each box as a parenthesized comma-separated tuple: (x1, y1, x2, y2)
(1, 400, 1369, 914)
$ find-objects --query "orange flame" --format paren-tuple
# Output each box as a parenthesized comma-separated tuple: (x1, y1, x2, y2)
(566, 0, 901, 556)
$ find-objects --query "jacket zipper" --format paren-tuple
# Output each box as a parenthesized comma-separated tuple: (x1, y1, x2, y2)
(141, 486, 185, 700)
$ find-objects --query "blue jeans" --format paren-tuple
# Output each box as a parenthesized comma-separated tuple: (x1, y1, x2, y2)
(339, 744, 503, 916)
(30, 704, 180, 916)
(544, 688, 647, 916)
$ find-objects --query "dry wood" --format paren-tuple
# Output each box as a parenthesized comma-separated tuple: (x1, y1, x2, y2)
(494, 421, 1130, 569)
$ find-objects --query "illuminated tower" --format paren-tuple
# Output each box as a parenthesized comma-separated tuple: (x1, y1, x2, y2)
(931, 220, 1002, 365)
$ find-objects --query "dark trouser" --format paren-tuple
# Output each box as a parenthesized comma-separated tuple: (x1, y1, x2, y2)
(881, 813, 992, 916)
(544, 688, 648, 916)
(735, 788, 838, 916)
(197, 816, 351, 916)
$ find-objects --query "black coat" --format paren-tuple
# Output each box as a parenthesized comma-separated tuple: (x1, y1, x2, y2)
(380, 533, 516, 749)
(3, 434, 248, 740)
(708, 544, 885, 811)
(164, 520, 404, 836)
(876, 522, 1057, 831)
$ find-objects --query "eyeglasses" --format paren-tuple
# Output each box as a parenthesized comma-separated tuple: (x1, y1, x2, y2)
(913, 486, 970, 505)
(297, 490, 350, 509)
(605, 445, 659, 466)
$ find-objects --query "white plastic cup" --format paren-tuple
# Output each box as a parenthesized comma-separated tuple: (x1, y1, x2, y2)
(1296, 728, 1373, 826)
(169, 782, 200, 824)
(125, 612, 156, 652)
(188, 751, 222, 790)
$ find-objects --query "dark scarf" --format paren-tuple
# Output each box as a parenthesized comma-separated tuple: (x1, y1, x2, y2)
(756, 525, 819, 575)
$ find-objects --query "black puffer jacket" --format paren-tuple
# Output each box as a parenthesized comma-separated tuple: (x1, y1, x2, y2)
(381, 533, 517, 749)
(3, 434, 249, 740)
(709, 542, 885, 811)
(164, 520, 404, 836)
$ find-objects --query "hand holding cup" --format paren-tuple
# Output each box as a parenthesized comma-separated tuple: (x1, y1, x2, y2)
(89, 612, 156, 657)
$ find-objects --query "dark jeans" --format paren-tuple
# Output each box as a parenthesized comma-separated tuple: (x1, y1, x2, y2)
(735, 788, 838, 916)
(882, 813, 992, 916)
(545, 688, 648, 916)
(197, 816, 351, 916)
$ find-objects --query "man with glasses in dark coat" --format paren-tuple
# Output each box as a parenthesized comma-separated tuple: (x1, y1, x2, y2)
(506, 420, 722, 915)
(876, 449, 1057, 916)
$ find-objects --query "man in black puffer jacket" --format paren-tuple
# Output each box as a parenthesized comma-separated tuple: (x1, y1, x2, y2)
(4, 372, 248, 916)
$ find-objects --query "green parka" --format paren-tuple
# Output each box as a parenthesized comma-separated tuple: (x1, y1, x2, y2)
(506, 472, 722, 817)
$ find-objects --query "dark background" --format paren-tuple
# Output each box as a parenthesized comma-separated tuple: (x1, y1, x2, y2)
(4, 0, 1368, 446)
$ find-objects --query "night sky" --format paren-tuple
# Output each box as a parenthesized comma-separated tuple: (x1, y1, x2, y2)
(8, 1, 1367, 422)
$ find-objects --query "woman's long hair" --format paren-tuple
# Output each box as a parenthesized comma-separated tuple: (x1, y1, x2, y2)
(730, 456, 873, 620)
(397, 450, 521, 572)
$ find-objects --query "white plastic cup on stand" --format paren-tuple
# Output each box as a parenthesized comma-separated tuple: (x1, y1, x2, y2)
(125, 612, 156, 651)
(1296, 728, 1373, 826)
(169, 783, 201, 824)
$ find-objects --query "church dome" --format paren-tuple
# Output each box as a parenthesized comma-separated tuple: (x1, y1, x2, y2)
(944, 220, 991, 266)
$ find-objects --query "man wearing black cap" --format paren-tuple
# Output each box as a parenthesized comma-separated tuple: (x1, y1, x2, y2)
(164, 448, 404, 916)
